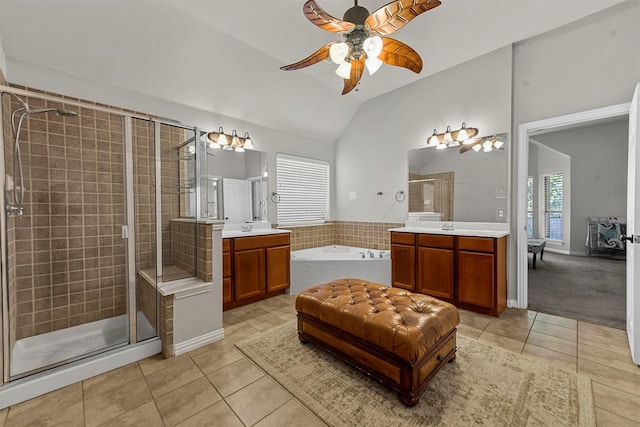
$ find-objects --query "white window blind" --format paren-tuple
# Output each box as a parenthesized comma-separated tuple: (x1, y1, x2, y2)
(276, 153, 329, 225)
(544, 173, 563, 240)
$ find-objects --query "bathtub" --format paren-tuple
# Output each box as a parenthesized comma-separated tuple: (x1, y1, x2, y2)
(290, 245, 391, 294)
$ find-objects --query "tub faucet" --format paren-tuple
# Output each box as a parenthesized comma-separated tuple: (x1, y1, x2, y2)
(241, 224, 254, 232)
(368, 250, 374, 258)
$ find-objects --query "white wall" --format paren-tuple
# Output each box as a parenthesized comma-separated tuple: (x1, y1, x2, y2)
(0, 31, 6, 79)
(335, 46, 513, 222)
(528, 141, 571, 253)
(532, 120, 628, 254)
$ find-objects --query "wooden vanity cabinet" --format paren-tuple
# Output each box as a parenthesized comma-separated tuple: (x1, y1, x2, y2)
(224, 233, 290, 310)
(390, 231, 507, 316)
(222, 238, 232, 306)
(417, 234, 454, 302)
(391, 232, 415, 291)
(457, 236, 507, 316)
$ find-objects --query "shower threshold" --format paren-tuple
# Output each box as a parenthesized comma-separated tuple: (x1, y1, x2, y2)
(10, 311, 156, 378)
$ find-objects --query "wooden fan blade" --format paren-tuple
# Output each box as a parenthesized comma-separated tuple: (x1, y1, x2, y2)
(342, 57, 365, 95)
(379, 37, 423, 73)
(280, 42, 334, 71)
(365, 0, 441, 36)
(304, 0, 356, 33)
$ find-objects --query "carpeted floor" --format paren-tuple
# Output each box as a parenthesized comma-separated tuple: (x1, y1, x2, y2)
(528, 251, 626, 329)
(236, 322, 595, 427)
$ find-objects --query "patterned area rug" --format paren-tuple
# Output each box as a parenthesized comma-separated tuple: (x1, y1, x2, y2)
(235, 322, 595, 427)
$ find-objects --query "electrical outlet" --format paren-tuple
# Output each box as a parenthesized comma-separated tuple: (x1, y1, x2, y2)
(496, 208, 506, 219)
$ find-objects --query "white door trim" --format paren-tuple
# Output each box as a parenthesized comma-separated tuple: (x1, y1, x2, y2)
(516, 103, 631, 309)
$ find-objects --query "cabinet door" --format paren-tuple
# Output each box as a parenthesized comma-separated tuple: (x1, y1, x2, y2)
(391, 244, 415, 291)
(458, 251, 494, 309)
(223, 277, 232, 304)
(234, 249, 265, 301)
(417, 247, 454, 300)
(266, 245, 290, 292)
(223, 251, 231, 278)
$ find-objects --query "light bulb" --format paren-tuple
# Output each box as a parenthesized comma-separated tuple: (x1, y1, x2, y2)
(427, 129, 439, 147)
(483, 140, 493, 152)
(365, 57, 383, 75)
(329, 42, 349, 64)
(443, 126, 453, 143)
(458, 122, 470, 143)
(363, 36, 383, 58)
(243, 132, 254, 150)
(335, 61, 352, 79)
(217, 127, 228, 146)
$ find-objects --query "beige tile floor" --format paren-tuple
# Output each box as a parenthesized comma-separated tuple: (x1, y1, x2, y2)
(1, 294, 639, 426)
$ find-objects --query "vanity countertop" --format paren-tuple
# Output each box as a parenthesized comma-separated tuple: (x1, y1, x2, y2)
(388, 226, 509, 238)
(222, 228, 291, 239)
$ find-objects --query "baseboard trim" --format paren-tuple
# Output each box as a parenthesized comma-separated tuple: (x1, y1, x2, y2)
(174, 328, 225, 356)
(544, 247, 571, 256)
(507, 299, 520, 309)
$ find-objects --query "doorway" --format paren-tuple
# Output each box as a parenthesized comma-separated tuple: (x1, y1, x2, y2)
(516, 102, 631, 312)
(525, 119, 628, 329)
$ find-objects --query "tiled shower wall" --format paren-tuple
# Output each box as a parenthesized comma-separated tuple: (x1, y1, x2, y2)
(6, 88, 128, 339)
(160, 124, 184, 270)
(284, 221, 404, 251)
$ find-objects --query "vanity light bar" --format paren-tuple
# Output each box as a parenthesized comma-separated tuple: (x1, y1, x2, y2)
(426, 123, 479, 149)
(207, 128, 254, 152)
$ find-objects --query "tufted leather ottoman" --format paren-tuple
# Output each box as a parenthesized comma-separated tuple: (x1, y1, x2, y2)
(295, 278, 460, 406)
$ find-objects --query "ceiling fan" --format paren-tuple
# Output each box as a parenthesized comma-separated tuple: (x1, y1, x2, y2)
(280, 0, 442, 95)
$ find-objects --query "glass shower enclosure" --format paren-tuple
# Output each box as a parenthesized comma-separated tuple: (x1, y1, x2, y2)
(0, 87, 203, 383)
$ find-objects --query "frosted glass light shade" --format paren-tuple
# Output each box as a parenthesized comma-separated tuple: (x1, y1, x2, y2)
(329, 42, 349, 64)
(365, 57, 383, 75)
(483, 140, 493, 152)
(443, 126, 453, 143)
(427, 129, 439, 147)
(493, 139, 504, 149)
(363, 36, 383, 58)
(472, 143, 482, 152)
(217, 127, 228, 146)
(336, 61, 352, 79)
(243, 132, 254, 150)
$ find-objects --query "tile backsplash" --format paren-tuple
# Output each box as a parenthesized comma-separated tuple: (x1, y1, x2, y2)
(283, 221, 403, 252)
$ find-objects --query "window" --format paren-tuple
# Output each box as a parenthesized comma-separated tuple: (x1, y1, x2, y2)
(276, 153, 329, 225)
(544, 173, 563, 241)
(527, 176, 534, 238)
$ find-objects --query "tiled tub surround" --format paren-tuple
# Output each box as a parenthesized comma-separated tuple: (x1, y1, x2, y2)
(284, 221, 404, 252)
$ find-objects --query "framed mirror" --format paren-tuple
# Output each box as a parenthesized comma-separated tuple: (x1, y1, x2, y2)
(407, 133, 509, 223)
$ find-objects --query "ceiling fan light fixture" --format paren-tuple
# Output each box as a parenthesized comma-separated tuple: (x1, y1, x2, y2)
(363, 35, 383, 58)
(335, 61, 352, 79)
(365, 57, 383, 75)
(329, 42, 349, 64)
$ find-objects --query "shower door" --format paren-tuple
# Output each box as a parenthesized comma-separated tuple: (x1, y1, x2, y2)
(1, 91, 131, 379)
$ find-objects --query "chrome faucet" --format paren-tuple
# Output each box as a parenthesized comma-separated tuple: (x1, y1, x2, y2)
(367, 250, 374, 258)
(441, 223, 455, 231)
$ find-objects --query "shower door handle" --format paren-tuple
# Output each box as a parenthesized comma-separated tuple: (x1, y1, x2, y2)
(621, 234, 640, 243)
(121, 225, 129, 239)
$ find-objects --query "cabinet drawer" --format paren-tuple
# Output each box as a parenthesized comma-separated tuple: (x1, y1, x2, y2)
(419, 234, 454, 249)
(391, 232, 415, 245)
(234, 233, 290, 251)
(223, 238, 231, 252)
(458, 236, 494, 253)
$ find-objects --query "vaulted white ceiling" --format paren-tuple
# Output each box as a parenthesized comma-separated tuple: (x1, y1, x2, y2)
(0, 0, 627, 142)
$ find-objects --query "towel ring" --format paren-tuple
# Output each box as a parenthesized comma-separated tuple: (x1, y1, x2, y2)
(395, 190, 406, 202)
(271, 192, 281, 204)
